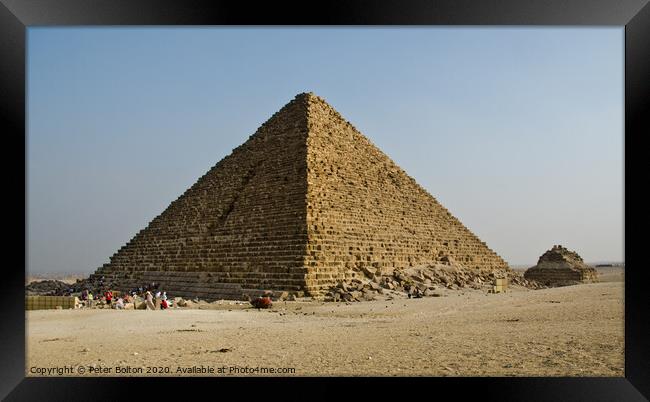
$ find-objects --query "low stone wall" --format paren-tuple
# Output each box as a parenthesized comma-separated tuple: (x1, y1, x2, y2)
(26, 296, 79, 310)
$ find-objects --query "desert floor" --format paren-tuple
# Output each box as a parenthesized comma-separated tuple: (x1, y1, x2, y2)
(26, 268, 624, 377)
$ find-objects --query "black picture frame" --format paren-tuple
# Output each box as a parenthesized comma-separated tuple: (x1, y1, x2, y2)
(2, 1, 647, 400)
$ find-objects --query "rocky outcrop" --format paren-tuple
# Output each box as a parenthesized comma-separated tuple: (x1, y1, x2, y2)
(524, 245, 598, 286)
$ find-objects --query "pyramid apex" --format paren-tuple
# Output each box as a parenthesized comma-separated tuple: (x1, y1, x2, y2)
(294, 92, 321, 101)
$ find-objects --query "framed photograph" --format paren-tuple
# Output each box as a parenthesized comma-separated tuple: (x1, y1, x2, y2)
(1, 0, 647, 400)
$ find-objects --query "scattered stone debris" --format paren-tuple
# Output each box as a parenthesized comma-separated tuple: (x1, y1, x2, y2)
(524, 245, 599, 287)
(322, 262, 541, 302)
(27, 263, 544, 308)
(29, 261, 539, 307)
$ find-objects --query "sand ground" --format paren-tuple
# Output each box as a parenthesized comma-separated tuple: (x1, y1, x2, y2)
(26, 268, 624, 377)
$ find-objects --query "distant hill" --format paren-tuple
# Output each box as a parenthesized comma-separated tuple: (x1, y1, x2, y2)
(26, 272, 90, 285)
(509, 262, 624, 270)
(588, 262, 625, 267)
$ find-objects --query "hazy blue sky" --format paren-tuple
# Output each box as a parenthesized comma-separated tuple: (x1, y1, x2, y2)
(27, 27, 623, 273)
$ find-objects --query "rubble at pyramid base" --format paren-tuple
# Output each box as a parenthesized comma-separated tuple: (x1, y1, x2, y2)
(84, 260, 540, 302)
(322, 263, 540, 302)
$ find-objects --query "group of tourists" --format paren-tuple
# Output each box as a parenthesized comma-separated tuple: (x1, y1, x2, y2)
(140, 289, 170, 310)
(78, 283, 172, 310)
(79, 289, 121, 308)
(128, 282, 170, 310)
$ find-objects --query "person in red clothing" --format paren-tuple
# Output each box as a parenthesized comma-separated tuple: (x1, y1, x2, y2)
(105, 290, 113, 306)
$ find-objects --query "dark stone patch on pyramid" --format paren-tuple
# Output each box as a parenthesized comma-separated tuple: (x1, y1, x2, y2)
(90, 93, 509, 299)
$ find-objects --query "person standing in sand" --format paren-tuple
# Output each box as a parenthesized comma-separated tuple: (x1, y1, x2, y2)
(160, 291, 169, 310)
(145, 291, 155, 310)
(105, 290, 113, 307)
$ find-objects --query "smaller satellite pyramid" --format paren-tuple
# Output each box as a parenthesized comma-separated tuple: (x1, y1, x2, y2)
(524, 245, 598, 286)
(89, 92, 510, 299)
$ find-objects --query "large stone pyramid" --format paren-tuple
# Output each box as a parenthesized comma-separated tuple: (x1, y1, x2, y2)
(90, 93, 509, 299)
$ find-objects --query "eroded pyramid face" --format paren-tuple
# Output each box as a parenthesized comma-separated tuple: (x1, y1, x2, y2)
(92, 93, 508, 298)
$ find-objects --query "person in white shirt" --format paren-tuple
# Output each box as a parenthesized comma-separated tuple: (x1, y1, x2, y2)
(145, 291, 155, 310)
(115, 298, 124, 309)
